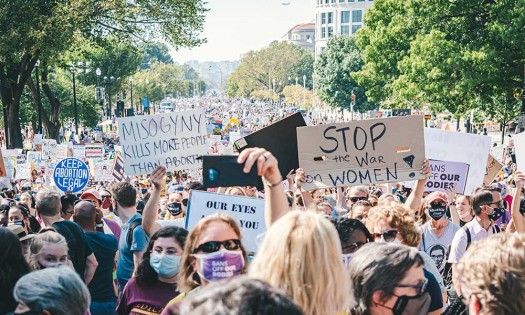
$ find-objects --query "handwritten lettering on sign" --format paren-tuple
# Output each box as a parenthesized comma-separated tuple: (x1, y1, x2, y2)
(297, 116, 426, 190)
(118, 109, 207, 175)
(484, 154, 503, 185)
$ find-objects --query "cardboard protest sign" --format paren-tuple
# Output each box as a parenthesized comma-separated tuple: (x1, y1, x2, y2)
(424, 128, 491, 195)
(234, 112, 306, 180)
(185, 191, 266, 253)
(118, 109, 207, 175)
(85, 144, 104, 159)
(484, 154, 504, 185)
(42, 139, 57, 161)
(111, 151, 126, 181)
(73, 145, 86, 159)
(53, 158, 89, 193)
(297, 116, 426, 190)
(405, 160, 470, 194)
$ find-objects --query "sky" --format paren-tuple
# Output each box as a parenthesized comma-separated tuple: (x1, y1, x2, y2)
(170, 0, 315, 63)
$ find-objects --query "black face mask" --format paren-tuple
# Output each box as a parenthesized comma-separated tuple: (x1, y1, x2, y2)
(428, 207, 446, 221)
(488, 207, 505, 221)
(390, 292, 431, 315)
(167, 202, 182, 216)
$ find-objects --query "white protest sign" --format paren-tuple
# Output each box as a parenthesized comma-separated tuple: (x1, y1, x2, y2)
(514, 132, 525, 171)
(85, 144, 104, 159)
(56, 144, 69, 160)
(27, 151, 42, 163)
(228, 131, 241, 148)
(15, 163, 30, 180)
(34, 134, 43, 151)
(208, 135, 222, 146)
(405, 160, 470, 194)
(297, 116, 426, 190)
(424, 128, 490, 195)
(42, 139, 57, 161)
(118, 109, 207, 175)
(92, 160, 114, 182)
(185, 191, 266, 253)
(73, 145, 86, 159)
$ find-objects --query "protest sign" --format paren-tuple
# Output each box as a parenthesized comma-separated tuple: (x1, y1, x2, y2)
(228, 131, 240, 148)
(2, 156, 16, 179)
(514, 132, 525, 170)
(0, 149, 7, 177)
(234, 112, 306, 180)
(15, 163, 30, 180)
(16, 154, 26, 165)
(85, 144, 104, 159)
(73, 145, 86, 159)
(405, 160, 470, 194)
(208, 135, 222, 146)
(424, 128, 491, 195)
(484, 154, 504, 185)
(56, 144, 69, 160)
(34, 134, 43, 151)
(27, 151, 42, 163)
(117, 109, 207, 175)
(297, 116, 426, 190)
(52, 158, 89, 193)
(185, 191, 265, 253)
(92, 160, 114, 182)
(42, 139, 57, 161)
(111, 151, 126, 181)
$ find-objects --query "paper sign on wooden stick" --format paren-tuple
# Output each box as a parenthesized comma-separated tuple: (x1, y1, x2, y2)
(484, 154, 504, 185)
(117, 109, 207, 175)
(297, 116, 426, 190)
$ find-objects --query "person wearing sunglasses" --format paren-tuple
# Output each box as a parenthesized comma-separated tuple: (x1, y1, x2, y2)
(348, 243, 432, 315)
(345, 185, 369, 210)
(367, 204, 445, 314)
(117, 227, 188, 315)
(330, 217, 374, 268)
(98, 188, 122, 226)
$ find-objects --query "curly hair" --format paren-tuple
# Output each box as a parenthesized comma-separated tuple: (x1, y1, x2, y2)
(135, 226, 188, 287)
(457, 234, 525, 315)
(366, 204, 421, 247)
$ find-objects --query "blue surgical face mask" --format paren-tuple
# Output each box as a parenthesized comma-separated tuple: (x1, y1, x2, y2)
(149, 253, 180, 278)
(141, 188, 148, 194)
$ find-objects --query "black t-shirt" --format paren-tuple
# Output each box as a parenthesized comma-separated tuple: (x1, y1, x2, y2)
(85, 232, 118, 302)
(52, 220, 93, 278)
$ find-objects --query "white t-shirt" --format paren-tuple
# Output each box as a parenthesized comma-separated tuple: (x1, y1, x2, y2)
(448, 218, 500, 264)
(419, 220, 460, 273)
(156, 218, 185, 229)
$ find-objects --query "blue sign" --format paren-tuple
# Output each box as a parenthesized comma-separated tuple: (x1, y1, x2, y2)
(53, 158, 90, 193)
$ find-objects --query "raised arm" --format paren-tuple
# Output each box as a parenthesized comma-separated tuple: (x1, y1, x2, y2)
(142, 166, 165, 237)
(511, 171, 525, 233)
(445, 186, 460, 225)
(405, 159, 430, 212)
(237, 148, 288, 227)
(295, 168, 314, 208)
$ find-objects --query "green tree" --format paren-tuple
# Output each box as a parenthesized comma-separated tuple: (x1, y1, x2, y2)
(140, 42, 174, 69)
(227, 42, 314, 98)
(0, 0, 207, 148)
(315, 35, 377, 112)
(282, 85, 315, 109)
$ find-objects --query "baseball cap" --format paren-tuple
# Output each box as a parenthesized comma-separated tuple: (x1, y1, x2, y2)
(81, 189, 102, 202)
(7, 225, 36, 242)
(425, 191, 447, 204)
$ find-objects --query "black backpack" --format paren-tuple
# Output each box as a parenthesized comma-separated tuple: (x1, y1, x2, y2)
(126, 218, 142, 248)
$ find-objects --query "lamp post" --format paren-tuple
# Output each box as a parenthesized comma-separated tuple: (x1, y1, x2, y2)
(35, 60, 43, 134)
(295, 76, 298, 86)
(208, 65, 223, 91)
(70, 65, 79, 135)
(129, 77, 134, 115)
(350, 91, 356, 121)
(104, 76, 115, 118)
(303, 75, 306, 108)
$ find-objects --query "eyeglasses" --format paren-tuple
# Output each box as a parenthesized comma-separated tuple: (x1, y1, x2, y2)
(193, 239, 242, 253)
(101, 195, 111, 199)
(343, 241, 368, 254)
(348, 196, 367, 203)
(396, 278, 429, 296)
(486, 200, 504, 208)
(372, 229, 398, 242)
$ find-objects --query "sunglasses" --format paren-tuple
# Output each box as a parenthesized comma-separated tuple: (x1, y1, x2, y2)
(396, 278, 429, 296)
(372, 229, 398, 242)
(193, 239, 242, 254)
(101, 195, 111, 199)
(349, 196, 367, 203)
(429, 201, 447, 208)
(343, 241, 368, 254)
(486, 200, 504, 208)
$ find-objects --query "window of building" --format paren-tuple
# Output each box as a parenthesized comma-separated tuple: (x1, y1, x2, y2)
(306, 35, 311, 40)
(339, 0, 345, 2)
(321, 27, 326, 38)
(321, 12, 326, 24)
(341, 25, 350, 35)
(331, 0, 336, 3)
(325, 0, 329, 4)
(352, 25, 362, 33)
(352, 10, 362, 23)
(328, 26, 333, 37)
(358, 0, 365, 2)
(328, 12, 333, 24)
(341, 11, 350, 23)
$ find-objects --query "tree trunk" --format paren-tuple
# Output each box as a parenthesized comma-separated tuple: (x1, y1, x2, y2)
(0, 53, 39, 148)
(27, 75, 61, 142)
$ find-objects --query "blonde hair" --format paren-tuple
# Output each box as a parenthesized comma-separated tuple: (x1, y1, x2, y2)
(178, 214, 248, 293)
(225, 186, 247, 196)
(29, 230, 68, 270)
(457, 234, 525, 315)
(366, 204, 421, 247)
(249, 210, 350, 315)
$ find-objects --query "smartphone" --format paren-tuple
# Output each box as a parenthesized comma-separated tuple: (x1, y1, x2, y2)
(201, 155, 262, 189)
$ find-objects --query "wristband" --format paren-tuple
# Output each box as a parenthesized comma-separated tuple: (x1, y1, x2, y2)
(263, 177, 282, 188)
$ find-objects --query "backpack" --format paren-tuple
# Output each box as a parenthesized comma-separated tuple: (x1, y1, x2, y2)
(126, 218, 142, 248)
(463, 223, 500, 250)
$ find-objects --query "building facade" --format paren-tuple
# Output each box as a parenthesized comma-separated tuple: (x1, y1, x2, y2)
(281, 23, 316, 53)
(315, 0, 374, 57)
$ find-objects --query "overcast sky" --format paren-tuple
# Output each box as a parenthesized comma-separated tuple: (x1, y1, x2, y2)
(170, 0, 314, 63)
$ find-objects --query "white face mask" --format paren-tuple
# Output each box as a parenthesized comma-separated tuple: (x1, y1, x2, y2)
(378, 236, 402, 244)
